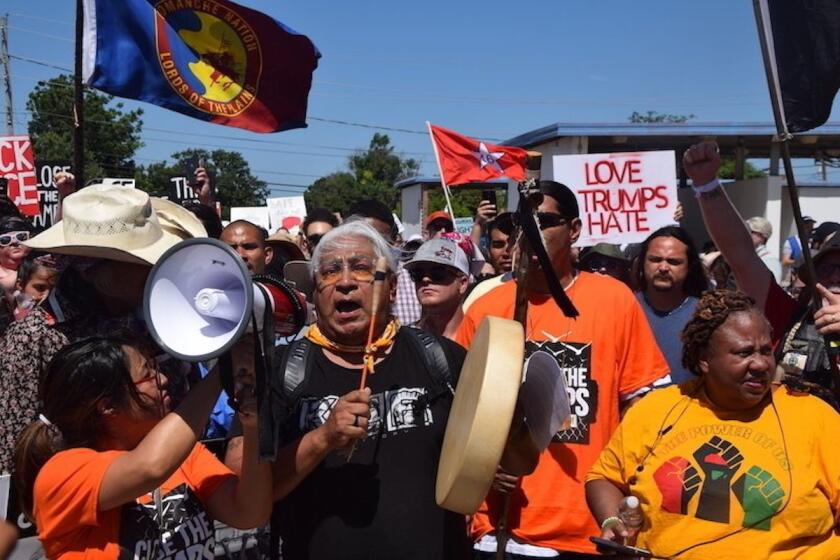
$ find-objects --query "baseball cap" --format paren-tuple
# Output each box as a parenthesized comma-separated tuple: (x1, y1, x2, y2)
(580, 243, 626, 264)
(405, 238, 469, 276)
(812, 222, 840, 244)
(803, 216, 816, 223)
(425, 210, 453, 228)
(814, 230, 840, 263)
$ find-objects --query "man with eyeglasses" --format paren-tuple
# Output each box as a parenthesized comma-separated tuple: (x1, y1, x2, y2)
(406, 238, 469, 340)
(224, 220, 470, 559)
(456, 180, 669, 558)
(684, 141, 840, 401)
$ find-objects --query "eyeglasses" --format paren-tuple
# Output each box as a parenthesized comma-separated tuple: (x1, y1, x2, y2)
(133, 362, 163, 386)
(583, 257, 625, 273)
(493, 213, 569, 235)
(409, 266, 457, 284)
(307, 234, 323, 247)
(0, 231, 29, 247)
(317, 255, 376, 287)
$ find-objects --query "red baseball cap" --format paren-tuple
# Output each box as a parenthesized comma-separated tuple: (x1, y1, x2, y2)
(425, 210, 453, 228)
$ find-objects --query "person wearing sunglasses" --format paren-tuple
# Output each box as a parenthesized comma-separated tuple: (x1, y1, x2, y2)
(302, 207, 340, 257)
(405, 238, 470, 340)
(457, 180, 669, 559)
(0, 216, 34, 294)
(578, 243, 631, 287)
(224, 220, 470, 560)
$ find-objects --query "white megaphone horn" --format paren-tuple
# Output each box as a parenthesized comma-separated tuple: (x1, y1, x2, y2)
(143, 238, 306, 363)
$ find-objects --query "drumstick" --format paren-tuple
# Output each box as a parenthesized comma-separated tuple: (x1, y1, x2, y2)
(358, 256, 389, 391)
(347, 256, 388, 462)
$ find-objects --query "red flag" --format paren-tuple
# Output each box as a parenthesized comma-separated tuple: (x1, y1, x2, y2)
(428, 124, 528, 186)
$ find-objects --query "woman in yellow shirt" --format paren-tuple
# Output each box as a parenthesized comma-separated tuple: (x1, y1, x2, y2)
(586, 290, 840, 559)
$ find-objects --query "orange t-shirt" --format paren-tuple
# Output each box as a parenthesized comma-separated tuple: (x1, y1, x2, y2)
(34, 443, 234, 560)
(455, 272, 670, 553)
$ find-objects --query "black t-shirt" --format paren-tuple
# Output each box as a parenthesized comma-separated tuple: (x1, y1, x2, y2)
(272, 328, 469, 560)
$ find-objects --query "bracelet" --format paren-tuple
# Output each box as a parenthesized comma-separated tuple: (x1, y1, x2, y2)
(692, 178, 721, 198)
(600, 516, 622, 530)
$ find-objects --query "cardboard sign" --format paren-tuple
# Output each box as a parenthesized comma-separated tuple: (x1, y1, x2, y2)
(33, 162, 72, 230)
(230, 206, 270, 230)
(551, 151, 677, 246)
(0, 136, 40, 216)
(267, 196, 307, 234)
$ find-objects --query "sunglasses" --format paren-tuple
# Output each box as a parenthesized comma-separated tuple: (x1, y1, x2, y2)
(0, 231, 29, 247)
(307, 234, 323, 247)
(494, 213, 569, 235)
(409, 266, 457, 284)
(317, 256, 376, 287)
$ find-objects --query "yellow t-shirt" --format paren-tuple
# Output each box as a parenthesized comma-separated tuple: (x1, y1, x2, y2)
(587, 382, 840, 560)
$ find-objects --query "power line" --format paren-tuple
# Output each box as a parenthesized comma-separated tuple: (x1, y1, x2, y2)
(7, 25, 73, 43)
(8, 13, 73, 26)
(9, 54, 71, 72)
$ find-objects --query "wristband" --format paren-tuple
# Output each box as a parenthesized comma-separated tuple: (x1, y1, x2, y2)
(692, 178, 721, 198)
(600, 516, 622, 530)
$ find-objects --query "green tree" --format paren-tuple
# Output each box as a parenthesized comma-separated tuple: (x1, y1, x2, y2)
(26, 74, 144, 181)
(136, 149, 268, 219)
(305, 134, 420, 215)
(718, 159, 765, 180)
(628, 110, 696, 124)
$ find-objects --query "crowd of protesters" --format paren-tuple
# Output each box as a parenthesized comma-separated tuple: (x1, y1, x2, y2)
(0, 141, 838, 559)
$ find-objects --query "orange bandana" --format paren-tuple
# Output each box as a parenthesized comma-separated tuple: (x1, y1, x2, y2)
(306, 319, 400, 375)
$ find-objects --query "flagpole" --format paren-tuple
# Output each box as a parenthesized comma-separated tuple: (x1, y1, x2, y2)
(753, 0, 840, 398)
(426, 121, 456, 223)
(73, 0, 85, 187)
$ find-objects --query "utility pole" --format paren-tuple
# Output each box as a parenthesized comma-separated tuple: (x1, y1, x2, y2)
(0, 14, 13, 135)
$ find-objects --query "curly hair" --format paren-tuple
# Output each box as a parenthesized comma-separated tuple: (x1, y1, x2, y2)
(681, 289, 760, 376)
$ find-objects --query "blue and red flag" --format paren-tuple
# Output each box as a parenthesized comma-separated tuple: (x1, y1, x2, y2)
(82, 0, 320, 133)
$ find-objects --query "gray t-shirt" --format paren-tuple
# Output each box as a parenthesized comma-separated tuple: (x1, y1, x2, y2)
(636, 293, 699, 385)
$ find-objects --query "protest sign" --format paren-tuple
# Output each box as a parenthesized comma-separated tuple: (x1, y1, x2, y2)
(33, 162, 72, 230)
(454, 217, 474, 236)
(551, 151, 677, 246)
(0, 136, 40, 217)
(102, 178, 136, 188)
(167, 175, 199, 204)
(267, 196, 307, 234)
(230, 206, 270, 230)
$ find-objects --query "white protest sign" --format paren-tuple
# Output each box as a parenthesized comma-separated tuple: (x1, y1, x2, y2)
(267, 196, 307, 234)
(230, 206, 270, 230)
(551, 151, 677, 246)
(453, 217, 474, 236)
(101, 177, 136, 188)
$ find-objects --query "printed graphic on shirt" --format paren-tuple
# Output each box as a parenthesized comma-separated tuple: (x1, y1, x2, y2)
(653, 436, 785, 531)
(118, 483, 215, 560)
(298, 387, 434, 438)
(525, 338, 597, 444)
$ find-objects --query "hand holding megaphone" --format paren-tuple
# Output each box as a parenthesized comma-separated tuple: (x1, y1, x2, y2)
(144, 238, 307, 408)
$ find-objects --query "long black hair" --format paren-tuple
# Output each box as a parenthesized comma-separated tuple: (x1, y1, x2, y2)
(635, 225, 708, 298)
(13, 336, 152, 519)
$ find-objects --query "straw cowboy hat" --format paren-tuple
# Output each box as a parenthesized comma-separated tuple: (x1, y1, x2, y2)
(26, 184, 206, 265)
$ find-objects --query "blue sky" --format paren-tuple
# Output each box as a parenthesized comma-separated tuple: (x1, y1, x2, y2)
(4, 0, 839, 196)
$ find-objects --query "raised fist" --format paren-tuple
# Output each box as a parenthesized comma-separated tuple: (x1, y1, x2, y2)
(733, 465, 785, 530)
(683, 142, 722, 187)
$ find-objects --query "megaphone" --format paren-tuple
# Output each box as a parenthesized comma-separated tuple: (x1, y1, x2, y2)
(143, 238, 306, 363)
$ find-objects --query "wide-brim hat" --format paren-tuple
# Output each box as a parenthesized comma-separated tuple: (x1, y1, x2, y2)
(267, 231, 306, 261)
(26, 184, 205, 265)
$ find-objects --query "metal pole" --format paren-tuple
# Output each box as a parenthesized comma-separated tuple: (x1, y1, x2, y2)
(73, 0, 85, 187)
(0, 15, 14, 135)
(753, 0, 840, 400)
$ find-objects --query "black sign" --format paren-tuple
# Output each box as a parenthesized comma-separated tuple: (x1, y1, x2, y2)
(33, 162, 71, 230)
(167, 175, 200, 205)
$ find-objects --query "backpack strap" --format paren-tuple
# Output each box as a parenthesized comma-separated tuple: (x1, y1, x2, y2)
(402, 327, 455, 396)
